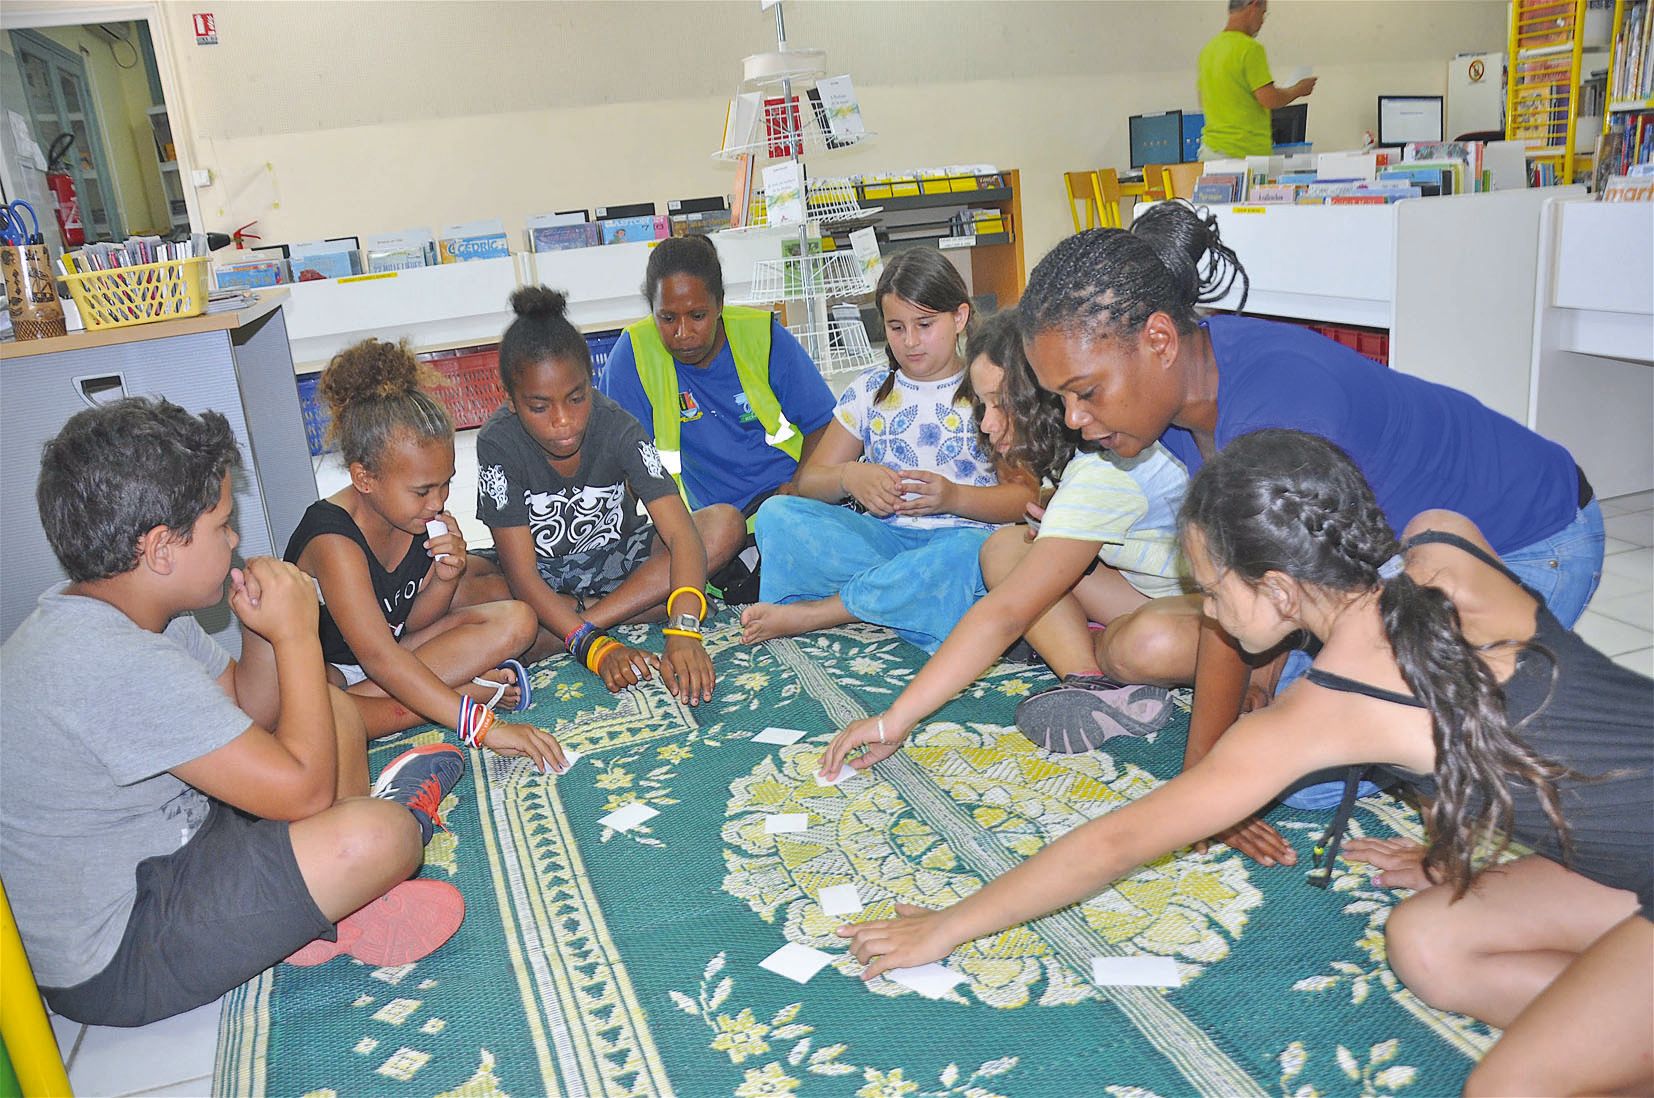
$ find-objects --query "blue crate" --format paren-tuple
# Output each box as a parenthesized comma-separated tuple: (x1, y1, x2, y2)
(297, 372, 331, 457)
(587, 328, 623, 386)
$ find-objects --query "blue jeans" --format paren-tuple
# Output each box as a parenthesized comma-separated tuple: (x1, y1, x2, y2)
(755, 495, 990, 654)
(1278, 500, 1605, 809)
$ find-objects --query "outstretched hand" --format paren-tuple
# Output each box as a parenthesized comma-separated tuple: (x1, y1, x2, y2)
(819, 715, 905, 778)
(1343, 837, 1436, 890)
(838, 902, 959, 981)
(661, 634, 715, 705)
(595, 643, 660, 693)
(488, 721, 569, 775)
(1195, 814, 1298, 867)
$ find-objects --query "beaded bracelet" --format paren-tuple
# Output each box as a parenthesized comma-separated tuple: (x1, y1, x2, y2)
(458, 695, 495, 749)
(564, 621, 595, 653)
(668, 585, 708, 621)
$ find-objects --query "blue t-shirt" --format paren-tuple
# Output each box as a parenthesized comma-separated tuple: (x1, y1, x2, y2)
(1158, 315, 1578, 554)
(600, 320, 836, 512)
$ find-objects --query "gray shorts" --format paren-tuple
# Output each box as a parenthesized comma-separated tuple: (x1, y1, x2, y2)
(477, 523, 658, 611)
(42, 802, 333, 1027)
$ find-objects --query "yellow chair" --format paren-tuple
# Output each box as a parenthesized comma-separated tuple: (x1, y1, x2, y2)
(1162, 162, 1205, 201)
(1140, 164, 1172, 202)
(1063, 170, 1106, 233)
(1, 878, 72, 1096)
(1093, 168, 1125, 229)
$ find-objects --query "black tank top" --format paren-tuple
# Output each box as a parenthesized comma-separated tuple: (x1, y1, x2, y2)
(1306, 530, 1654, 918)
(282, 500, 430, 667)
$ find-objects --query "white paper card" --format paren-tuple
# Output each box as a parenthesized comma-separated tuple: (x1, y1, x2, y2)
(818, 883, 863, 917)
(1091, 956, 1181, 988)
(764, 813, 809, 834)
(759, 942, 836, 984)
(599, 802, 658, 832)
(886, 963, 966, 999)
(819, 763, 857, 786)
(753, 726, 809, 745)
(553, 748, 583, 775)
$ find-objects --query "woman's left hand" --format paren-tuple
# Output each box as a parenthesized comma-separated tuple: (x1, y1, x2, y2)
(661, 633, 715, 705)
(427, 511, 468, 583)
(837, 902, 959, 981)
(895, 470, 957, 516)
(820, 714, 906, 778)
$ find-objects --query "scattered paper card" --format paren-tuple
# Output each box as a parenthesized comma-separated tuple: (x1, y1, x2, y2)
(759, 942, 837, 984)
(552, 748, 583, 775)
(753, 726, 809, 745)
(886, 963, 966, 1000)
(599, 802, 659, 833)
(764, 813, 809, 834)
(819, 763, 858, 786)
(818, 883, 863, 917)
(1091, 956, 1181, 988)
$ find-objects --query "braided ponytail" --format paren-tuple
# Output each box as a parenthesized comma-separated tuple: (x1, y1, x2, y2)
(1181, 429, 1582, 896)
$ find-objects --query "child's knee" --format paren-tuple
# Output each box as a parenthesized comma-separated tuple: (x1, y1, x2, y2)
(1099, 614, 1183, 681)
(500, 599, 539, 650)
(1383, 890, 1460, 1009)
(753, 494, 810, 544)
(330, 797, 423, 879)
(699, 504, 747, 557)
(980, 525, 1031, 587)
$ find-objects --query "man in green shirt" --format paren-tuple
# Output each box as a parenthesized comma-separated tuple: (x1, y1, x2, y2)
(1197, 0, 1317, 159)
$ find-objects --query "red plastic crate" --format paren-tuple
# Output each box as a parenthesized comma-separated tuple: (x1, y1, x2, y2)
(1357, 330, 1388, 365)
(420, 347, 507, 431)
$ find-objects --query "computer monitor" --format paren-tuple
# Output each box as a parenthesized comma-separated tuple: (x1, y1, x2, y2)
(1377, 95, 1444, 146)
(1181, 112, 1205, 162)
(1129, 110, 1184, 169)
(1271, 103, 1308, 146)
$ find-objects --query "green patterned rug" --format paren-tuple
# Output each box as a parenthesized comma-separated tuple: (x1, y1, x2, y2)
(215, 614, 1493, 1097)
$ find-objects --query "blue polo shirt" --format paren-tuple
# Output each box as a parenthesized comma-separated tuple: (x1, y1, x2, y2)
(1159, 315, 1579, 554)
(600, 319, 836, 513)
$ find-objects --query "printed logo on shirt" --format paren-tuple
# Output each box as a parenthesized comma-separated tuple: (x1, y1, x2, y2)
(638, 440, 666, 479)
(526, 483, 625, 557)
(679, 391, 703, 422)
(734, 391, 758, 424)
(479, 464, 509, 512)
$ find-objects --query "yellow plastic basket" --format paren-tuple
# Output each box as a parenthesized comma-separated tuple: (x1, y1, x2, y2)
(61, 255, 210, 331)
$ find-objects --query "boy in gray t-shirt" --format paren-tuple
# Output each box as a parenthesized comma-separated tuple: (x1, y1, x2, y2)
(0, 398, 468, 1026)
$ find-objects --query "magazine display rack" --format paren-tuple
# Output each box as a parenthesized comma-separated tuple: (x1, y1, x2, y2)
(715, 2, 880, 375)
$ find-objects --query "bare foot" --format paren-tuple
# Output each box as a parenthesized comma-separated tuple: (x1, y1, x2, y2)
(741, 599, 855, 643)
(461, 669, 520, 710)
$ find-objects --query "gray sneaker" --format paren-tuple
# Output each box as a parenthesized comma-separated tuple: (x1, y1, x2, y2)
(1014, 674, 1173, 753)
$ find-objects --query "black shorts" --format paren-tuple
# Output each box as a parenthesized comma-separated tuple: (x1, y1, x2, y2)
(42, 802, 334, 1028)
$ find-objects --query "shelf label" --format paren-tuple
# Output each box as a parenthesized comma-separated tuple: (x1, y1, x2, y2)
(338, 272, 399, 285)
(939, 235, 976, 250)
(1230, 206, 1267, 215)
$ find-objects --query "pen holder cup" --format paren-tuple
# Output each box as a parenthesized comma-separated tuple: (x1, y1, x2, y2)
(1, 243, 67, 341)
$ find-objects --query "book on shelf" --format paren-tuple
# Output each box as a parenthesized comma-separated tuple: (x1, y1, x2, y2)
(1602, 173, 1654, 200)
(364, 229, 436, 272)
(764, 96, 803, 157)
(1248, 182, 1303, 204)
(215, 258, 286, 290)
(730, 154, 757, 229)
(814, 74, 867, 145)
(598, 215, 666, 245)
(668, 209, 733, 237)
(722, 92, 762, 155)
(1193, 173, 1244, 203)
(288, 238, 362, 281)
(847, 226, 883, 288)
(530, 223, 600, 251)
(762, 161, 807, 226)
(779, 235, 831, 299)
(437, 219, 510, 263)
(1608, 0, 1651, 102)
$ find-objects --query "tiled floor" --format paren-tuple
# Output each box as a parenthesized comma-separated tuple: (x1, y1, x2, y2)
(45, 492, 1654, 1097)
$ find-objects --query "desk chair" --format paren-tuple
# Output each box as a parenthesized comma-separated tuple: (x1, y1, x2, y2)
(1140, 164, 1171, 202)
(1063, 170, 1109, 232)
(1162, 162, 1204, 201)
(0, 877, 72, 1096)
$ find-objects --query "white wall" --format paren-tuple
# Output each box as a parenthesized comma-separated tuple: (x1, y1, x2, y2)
(150, 0, 1504, 266)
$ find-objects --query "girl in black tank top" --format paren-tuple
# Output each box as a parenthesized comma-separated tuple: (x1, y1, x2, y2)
(282, 339, 567, 774)
(832, 429, 1650, 1097)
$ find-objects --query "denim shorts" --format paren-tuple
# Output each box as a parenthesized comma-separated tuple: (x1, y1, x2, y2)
(41, 802, 333, 1027)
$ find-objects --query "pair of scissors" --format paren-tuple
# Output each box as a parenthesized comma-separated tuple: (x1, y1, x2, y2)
(0, 200, 42, 246)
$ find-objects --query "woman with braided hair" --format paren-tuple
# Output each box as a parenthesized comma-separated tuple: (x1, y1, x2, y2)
(1011, 200, 1604, 865)
(837, 430, 1651, 1096)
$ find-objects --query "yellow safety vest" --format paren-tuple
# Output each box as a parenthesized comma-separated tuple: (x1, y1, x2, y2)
(626, 305, 803, 515)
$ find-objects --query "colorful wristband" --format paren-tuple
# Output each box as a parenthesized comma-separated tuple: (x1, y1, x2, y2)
(585, 637, 619, 674)
(458, 695, 496, 749)
(668, 585, 708, 621)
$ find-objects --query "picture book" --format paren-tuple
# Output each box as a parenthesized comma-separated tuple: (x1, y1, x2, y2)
(731, 154, 757, 229)
(530, 223, 600, 251)
(364, 229, 436, 273)
(1248, 183, 1304, 204)
(438, 219, 510, 264)
(815, 75, 867, 144)
(763, 96, 803, 157)
(288, 239, 361, 281)
(762, 161, 806, 226)
(215, 259, 286, 290)
(722, 92, 762, 155)
(598, 215, 659, 245)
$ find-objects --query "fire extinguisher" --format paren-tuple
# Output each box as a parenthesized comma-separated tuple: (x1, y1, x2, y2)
(44, 133, 83, 249)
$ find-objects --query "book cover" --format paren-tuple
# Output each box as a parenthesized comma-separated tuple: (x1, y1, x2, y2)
(763, 96, 803, 157)
(730, 154, 756, 229)
(364, 229, 435, 273)
(1193, 182, 1240, 204)
(215, 260, 285, 289)
(722, 92, 762, 155)
(290, 250, 357, 281)
(847, 226, 883, 288)
(531, 223, 600, 252)
(1249, 183, 1303, 204)
(437, 234, 511, 263)
(1330, 195, 1388, 205)
(599, 215, 656, 245)
(669, 209, 733, 237)
(762, 161, 806, 226)
(815, 74, 867, 144)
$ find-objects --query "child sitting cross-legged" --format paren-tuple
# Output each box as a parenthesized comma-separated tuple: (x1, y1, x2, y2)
(457, 287, 745, 703)
(0, 398, 469, 1028)
(284, 339, 566, 772)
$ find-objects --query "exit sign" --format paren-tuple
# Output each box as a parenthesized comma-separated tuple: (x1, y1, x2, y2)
(193, 12, 217, 44)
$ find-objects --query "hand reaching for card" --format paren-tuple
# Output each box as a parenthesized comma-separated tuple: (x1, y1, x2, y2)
(837, 902, 959, 981)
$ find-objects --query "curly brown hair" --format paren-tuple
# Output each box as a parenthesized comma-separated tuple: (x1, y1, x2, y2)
(319, 338, 452, 472)
(962, 309, 1074, 485)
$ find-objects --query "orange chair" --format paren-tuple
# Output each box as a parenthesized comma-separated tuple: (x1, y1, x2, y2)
(1162, 162, 1205, 201)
